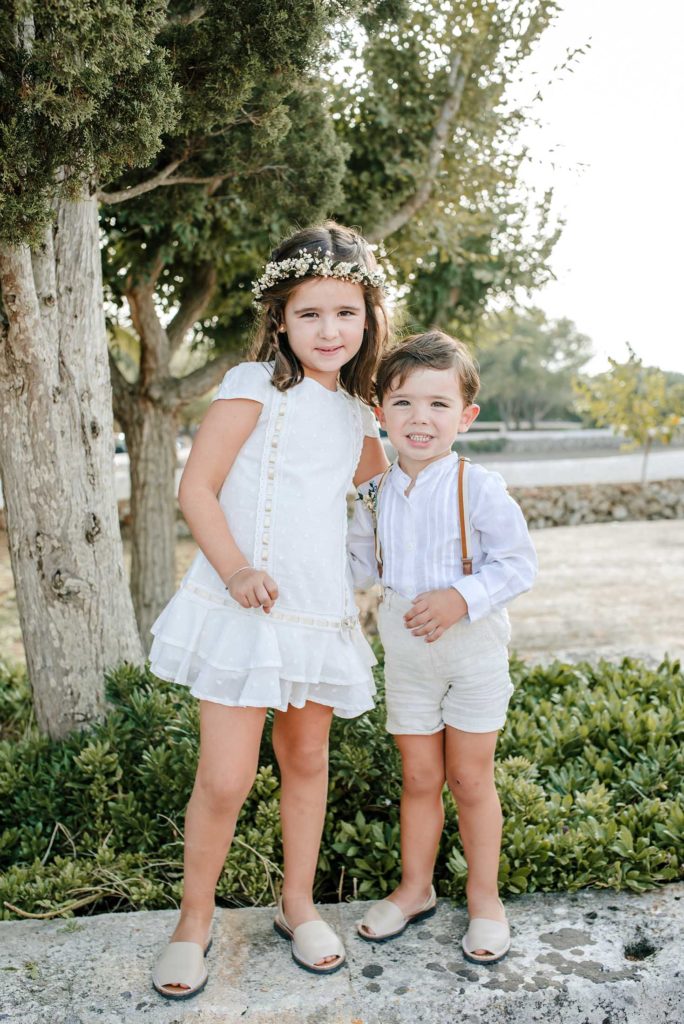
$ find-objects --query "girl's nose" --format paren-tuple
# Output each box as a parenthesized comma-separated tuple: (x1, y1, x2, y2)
(318, 316, 339, 340)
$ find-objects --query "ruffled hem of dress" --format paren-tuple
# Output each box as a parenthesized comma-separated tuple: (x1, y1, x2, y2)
(148, 585, 377, 719)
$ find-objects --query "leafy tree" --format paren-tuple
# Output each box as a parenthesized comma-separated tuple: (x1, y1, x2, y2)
(332, 0, 562, 317)
(104, 0, 563, 642)
(574, 346, 684, 484)
(470, 307, 592, 427)
(0, 0, 355, 734)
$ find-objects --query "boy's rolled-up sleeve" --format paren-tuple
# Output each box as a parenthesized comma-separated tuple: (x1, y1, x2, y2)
(451, 471, 538, 622)
(347, 485, 380, 590)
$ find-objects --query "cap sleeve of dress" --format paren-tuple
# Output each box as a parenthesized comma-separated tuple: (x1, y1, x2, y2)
(212, 361, 274, 405)
(358, 400, 380, 438)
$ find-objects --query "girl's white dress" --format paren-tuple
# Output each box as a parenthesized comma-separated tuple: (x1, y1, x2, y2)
(149, 361, 378, 718)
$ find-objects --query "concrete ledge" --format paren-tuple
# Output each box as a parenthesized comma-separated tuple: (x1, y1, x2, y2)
(1, 885, 682, 1023)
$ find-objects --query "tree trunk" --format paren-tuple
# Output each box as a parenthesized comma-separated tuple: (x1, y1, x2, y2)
(125, 399, 178, 651)
(0, 195, 143, 739)
(110, 261, 231, 645)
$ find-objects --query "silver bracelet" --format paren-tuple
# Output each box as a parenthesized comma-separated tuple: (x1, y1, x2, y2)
(224, 565, 252, 589)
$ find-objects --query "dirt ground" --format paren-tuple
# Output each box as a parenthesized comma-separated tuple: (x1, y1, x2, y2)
(1, 519, 683, 667)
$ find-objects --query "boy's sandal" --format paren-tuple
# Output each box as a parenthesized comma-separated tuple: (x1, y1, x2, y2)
(462, 908, 510, 965)
(152, 938, 212, 1000)
(357, 886, 437, 943)
(274, 899, 346, 975)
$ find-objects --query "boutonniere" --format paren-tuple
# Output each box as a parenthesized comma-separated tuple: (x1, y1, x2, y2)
(357, 479, 379, 523)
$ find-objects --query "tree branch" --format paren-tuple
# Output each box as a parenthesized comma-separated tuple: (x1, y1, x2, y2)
(167, 4, 207, 27)
(165, 351, 240, 405)
(108, 349, 136, 427)
(366, 53, 467, 243)
(124, 268, 170, 385)
(167, 263, 218, 354)
(96, 159, 184, 205)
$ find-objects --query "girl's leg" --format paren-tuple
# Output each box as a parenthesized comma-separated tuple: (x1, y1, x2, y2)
(444, 726, 506, 953)
(272, 700, 335, 963)
(170, 702, 267, 951)
(361, 732, 445, 934)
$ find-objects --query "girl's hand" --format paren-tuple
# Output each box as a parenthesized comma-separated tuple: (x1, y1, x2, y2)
(227, 568, 279, 613)
(404, 588, 468, 643)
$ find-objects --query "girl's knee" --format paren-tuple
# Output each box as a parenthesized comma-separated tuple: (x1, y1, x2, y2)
(194, 767, 254, 813)
(275, 741, 328, 779)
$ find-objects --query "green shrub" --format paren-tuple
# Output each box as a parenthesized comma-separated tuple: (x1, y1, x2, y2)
(0, 652, 681, 920)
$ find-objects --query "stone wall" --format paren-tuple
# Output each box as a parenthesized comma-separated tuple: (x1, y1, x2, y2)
(510, 478, 684, 529)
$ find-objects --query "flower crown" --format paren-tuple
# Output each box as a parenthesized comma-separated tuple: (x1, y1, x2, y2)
(252, 248, 386, 303)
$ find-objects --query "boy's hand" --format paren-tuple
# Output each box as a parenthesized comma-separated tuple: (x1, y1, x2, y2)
(227, 568, 279, 613)
(404, 588, 468, 643)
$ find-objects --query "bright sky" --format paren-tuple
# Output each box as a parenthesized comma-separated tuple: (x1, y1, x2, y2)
(517, 0, 684, 375)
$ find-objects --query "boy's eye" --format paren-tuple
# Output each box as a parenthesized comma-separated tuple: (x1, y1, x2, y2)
(391, 399, 410, 406)
(432, 401, 448, 407)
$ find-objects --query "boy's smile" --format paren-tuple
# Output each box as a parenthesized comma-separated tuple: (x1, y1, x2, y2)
(378, 367, 480, 478)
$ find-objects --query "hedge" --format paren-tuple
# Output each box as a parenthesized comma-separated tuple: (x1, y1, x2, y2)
(0, 649, 681, 920)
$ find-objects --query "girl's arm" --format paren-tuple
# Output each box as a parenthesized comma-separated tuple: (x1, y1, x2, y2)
(178, 398, 278, 609)
(353, 435, 388, 487)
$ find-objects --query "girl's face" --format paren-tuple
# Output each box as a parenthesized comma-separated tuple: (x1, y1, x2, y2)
(281, 277, 367, 390)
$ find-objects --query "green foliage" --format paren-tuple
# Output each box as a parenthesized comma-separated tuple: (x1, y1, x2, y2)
(1, 651, 681, 919)
(469, 306, 593, 426)
(331, 0, 562, 322)
(574, 346, 684, 481)
(0, 0, 176, 245)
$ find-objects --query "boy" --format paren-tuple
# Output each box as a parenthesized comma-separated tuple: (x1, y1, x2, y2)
(348, 331, 537, 963)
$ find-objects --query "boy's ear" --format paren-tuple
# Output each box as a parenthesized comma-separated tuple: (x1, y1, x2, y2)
(459, 404, 480, 433)
(375, 405, 386, 428)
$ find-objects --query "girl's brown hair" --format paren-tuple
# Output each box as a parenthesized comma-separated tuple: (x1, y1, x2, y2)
(375, 331, 480, 406)
(249, 221, 391, 404)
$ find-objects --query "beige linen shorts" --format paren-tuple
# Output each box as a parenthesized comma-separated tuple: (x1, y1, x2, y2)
(377, 588, 514, 735)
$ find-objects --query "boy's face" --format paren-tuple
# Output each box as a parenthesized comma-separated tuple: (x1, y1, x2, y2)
(378, 367, 480, 472)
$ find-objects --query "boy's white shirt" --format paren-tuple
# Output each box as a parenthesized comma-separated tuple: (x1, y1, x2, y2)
(347, 451, 538, 622)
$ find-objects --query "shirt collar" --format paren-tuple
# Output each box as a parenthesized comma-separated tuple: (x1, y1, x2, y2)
(390, 451, 459, 494)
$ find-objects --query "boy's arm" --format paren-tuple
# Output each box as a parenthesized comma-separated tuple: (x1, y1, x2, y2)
(451, 471, 538, 622)
(347, 484, 380, 590)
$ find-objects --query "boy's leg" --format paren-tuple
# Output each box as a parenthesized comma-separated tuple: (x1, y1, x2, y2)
(165, 702, 267, 989)
(361, 732, 445, 936)
(444, 726, 506, 953)
(392, 732, 447, 909)
(272, 700, 337, 964)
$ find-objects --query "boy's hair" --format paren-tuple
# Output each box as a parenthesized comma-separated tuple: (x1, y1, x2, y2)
(374, 331, 480, 406)
(249, 221, 392, 405)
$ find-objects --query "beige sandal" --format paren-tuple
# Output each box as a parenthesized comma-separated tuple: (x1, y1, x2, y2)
(357, 886, 437, 942)
(462, 900, 510, 964)
(152, 938, 212, 1000)
(274, 899, 346, 975)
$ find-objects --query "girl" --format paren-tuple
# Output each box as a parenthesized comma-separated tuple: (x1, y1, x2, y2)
(149, 222, 390, 998)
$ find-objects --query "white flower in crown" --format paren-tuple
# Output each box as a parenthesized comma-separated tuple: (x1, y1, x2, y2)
(252, 248, 387, 302)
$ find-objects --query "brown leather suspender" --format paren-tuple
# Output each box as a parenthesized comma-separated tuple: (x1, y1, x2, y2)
(458, 456, 473, 576)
